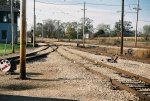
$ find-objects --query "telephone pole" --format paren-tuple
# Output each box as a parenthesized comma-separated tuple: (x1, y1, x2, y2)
(42, 20, 44, 41)
(57, 20, 60, 42)
(77, 22, 79, 47)
(33, 0, 35, 47)
(81, 2, 87, 47)
(120, 0, 124, 55)
(20, 0, 26, 79)
(11, 0, 14, 53)
(134, 0, 141, 47)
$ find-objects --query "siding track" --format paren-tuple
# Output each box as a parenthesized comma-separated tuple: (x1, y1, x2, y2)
(57, 46, 150, 101)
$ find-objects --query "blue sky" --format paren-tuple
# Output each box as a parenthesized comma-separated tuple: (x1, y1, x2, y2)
(26, 0, 150, 31)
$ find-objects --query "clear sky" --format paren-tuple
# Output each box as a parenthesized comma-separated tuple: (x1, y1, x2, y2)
(25, 0, 150, 31)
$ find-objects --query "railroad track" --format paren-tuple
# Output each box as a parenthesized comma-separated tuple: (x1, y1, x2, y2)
(57, 46, 150, 101)
(1, 43, 58, 64)
(15, 44, 58, 64)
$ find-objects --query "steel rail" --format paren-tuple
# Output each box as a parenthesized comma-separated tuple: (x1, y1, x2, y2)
(60, 47, 150, 101)
(14, 45, 58, 64)
(0, 43, 50, 61)
(62, 47, 150, 85)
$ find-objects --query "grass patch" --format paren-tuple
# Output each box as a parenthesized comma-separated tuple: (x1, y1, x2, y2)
(0, 43, 20, 55)
(0, 42, 34, 56)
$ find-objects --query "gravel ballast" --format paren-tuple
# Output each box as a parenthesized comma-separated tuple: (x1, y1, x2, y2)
(0, 45, 139, 101)
(63, 46, 150, 79)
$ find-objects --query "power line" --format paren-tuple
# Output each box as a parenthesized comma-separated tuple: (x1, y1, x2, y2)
(139, 20, 150, 23)
(35, 0, 82, 5)
(86, 2, 127, 6)
(35, 0, 129, 7)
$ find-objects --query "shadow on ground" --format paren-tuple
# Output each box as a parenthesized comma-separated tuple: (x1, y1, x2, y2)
(26, 72, 43, 77)
(0, 94, 78, 101)
(0, 84, 37, 91)
(31, 77, 84, 82)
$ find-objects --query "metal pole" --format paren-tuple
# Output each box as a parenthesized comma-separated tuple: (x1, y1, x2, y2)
(77, 22, 79, 47)
(11, 0, 15, 53)
(135, 0, 140, 47)
(120, 0, 124, 55)
(33, 0, 35, 47)
(20, 0, 26, 79)
(82, 2, 86, 47)
(57, 20, 60, 41)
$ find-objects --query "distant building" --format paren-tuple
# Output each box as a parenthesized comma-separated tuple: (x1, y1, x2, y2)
(0, 5, 19, 43)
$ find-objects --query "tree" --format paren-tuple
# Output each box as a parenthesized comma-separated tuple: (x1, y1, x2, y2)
(143, 25, 150, 41)
(65, 22, 77, 41)
(0, 0, 20, 9)
(0, 0, 7, 5)
(95, 24, 111, 37)
(59, 22, 67, 38)
(79, 17, 93, 38)
(40, 19, 65, 39)
(36, 23, 42, 37)
(43, 19, 57, 38)
(114, 20, 133, 36)
(95, 30, 105, 37)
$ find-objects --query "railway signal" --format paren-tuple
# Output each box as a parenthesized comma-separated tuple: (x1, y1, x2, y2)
(0, 59, 11, 72)
(20, 0, 27, 79)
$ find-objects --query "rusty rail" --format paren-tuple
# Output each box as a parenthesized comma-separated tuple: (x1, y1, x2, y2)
(61, 47, 150, 101)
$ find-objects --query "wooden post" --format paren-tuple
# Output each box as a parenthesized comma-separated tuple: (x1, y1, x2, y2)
(20, 0, 26, 79)
(120, 0, 124, 55)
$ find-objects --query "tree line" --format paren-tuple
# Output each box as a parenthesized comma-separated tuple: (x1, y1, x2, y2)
(35, 17, 93, 41)
(0, 0, 20, 9)
(0, 0, 149, 41)
(34, 18, 150, 41)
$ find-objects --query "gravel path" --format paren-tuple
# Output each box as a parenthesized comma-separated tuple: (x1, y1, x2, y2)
(0, 45, 138, 101)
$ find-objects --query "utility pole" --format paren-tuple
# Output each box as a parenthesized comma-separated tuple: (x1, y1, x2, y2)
(81, 2, 87, 47)
(134, 0, 141, 47)
(20, 0, 26, 79)
(42, 21, 44, 41)
(120, 0, 124, 55)
(11, 0, 14, 53)
(77, 22, 79, 47)
(33, 0, 35, 47)
(57, 20, 60, 42)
